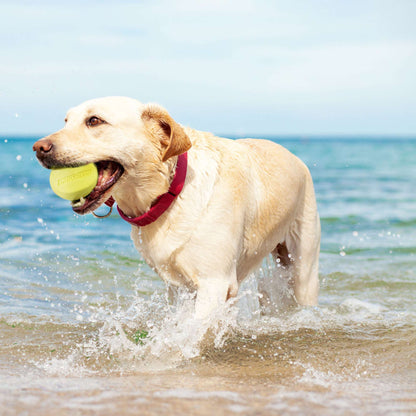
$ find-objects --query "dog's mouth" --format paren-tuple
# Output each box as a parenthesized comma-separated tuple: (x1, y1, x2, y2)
(71, 161, 124, 215)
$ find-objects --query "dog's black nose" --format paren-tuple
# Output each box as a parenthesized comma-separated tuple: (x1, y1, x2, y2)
(33, 138, 53, 159)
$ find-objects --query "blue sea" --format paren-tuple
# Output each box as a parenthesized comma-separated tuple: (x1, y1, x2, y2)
(1, 136, 415, 415)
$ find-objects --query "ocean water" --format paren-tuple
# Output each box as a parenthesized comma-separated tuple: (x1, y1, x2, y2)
(0, 136, 415, 415)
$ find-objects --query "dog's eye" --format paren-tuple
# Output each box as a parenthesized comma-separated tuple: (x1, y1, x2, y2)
(87, 116, 105, 127)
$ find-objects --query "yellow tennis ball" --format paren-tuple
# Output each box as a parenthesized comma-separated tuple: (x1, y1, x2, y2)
(49, 163, 98, 201)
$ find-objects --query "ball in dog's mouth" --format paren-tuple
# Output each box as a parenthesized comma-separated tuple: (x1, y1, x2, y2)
(71, 161, 124, 215)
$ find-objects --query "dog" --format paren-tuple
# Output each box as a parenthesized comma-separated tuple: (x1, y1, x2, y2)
(33, 96, 320, 319)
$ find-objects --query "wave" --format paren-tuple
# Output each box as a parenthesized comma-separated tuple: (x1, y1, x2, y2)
(1, 275, 414, 378)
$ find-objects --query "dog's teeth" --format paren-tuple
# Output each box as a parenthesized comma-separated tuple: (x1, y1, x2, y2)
(71, 197, 86, 208)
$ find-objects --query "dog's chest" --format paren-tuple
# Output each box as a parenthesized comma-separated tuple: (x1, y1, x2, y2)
(130, 226, 190, 286)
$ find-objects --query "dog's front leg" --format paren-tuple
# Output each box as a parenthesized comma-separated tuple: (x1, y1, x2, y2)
(194, 276, 237, 320)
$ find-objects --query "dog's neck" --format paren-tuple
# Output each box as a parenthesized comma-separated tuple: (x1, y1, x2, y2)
(111, 156, 178, 218)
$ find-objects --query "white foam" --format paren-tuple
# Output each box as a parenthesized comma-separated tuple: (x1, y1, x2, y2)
(340, 298, 384, 314)
(296, 362, 344, 387)
(31, 257, 414, 376)
(95, 290, 239, 363)
(153, 389, 242, 402)
(39, 351, 96, 377)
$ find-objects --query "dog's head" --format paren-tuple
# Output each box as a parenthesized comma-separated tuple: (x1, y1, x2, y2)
(33, 96, 192, 215)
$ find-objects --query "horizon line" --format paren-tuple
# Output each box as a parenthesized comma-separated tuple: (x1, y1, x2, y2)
(2, 133, 416, 141)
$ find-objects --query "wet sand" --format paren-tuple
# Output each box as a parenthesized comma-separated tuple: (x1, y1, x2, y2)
(1, 315, 415, 416)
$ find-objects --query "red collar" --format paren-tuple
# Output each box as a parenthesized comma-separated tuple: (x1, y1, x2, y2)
(105, 152, 188, 227)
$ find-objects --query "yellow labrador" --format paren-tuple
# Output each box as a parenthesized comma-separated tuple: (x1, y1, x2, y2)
(33, 97, 320, 319)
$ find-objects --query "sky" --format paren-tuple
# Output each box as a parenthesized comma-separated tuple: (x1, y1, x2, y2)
(0, 0, 415, 137)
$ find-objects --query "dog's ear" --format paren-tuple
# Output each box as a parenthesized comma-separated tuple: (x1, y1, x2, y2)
(141, 104, 192, 162)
